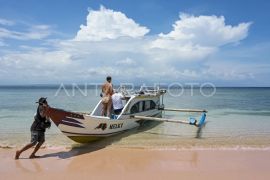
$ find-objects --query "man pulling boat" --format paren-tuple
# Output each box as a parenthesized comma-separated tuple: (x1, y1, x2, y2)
(15, 97, 51, 159)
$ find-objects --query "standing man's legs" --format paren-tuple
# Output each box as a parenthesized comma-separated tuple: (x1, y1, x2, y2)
(101, 103, 107, 116)
(107, 100, 112, 117)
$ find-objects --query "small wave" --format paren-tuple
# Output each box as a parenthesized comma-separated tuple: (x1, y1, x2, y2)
(154, 146, 270, 151)
(0, 144, 71, 150)
(224, 111, 270, 116)
(2, 142, 270, 151)
(115, 145, 270, 151)
(0, 145, 16, 149)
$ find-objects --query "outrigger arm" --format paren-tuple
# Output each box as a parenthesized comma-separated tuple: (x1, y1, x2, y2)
(131, 112, 206, 128)
(159, 107, 207, 113)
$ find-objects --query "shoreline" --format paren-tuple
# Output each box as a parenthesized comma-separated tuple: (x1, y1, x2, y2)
(1, 147, 270, 180)
(2, 143, 270, 151)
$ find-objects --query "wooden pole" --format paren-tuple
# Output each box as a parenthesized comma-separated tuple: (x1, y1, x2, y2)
(131, 115, 191, 125)
(160, 108, 208, 113)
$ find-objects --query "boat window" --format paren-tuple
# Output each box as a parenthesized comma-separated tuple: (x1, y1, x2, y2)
(139, 101, 144, 112)
(144, 100, 156, 110)
(145, 101, 151, 110)
(130, 102, 140, 114)
(150, 101, 156, 109)
(130, 100, 156, 114)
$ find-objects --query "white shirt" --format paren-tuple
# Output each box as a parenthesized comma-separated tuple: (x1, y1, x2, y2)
(112, 93, 124, 110)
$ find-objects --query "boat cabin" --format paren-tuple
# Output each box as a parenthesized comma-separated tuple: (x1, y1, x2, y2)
(90, 86, 166, 119)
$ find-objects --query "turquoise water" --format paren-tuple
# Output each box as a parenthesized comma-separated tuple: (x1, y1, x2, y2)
(0, 86, 270, 149)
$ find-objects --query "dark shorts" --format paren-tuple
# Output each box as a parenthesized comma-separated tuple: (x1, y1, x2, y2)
(114, 108, 123, 115)
(31, 131, 45, 144)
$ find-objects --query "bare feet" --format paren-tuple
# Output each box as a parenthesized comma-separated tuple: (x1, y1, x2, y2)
(15, 151, 20, 160)
(29, 154, 40, 159)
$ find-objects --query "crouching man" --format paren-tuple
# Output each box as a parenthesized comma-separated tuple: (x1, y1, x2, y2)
(15, 97, 51, 159)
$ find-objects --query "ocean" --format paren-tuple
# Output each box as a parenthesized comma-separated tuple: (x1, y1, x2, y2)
(1, 86, 270, 150)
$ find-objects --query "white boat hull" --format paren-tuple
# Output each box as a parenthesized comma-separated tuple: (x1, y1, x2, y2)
(47, 107, 161, 143)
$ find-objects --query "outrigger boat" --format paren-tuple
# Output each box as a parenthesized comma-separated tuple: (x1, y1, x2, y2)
(45, 86, 207, 143)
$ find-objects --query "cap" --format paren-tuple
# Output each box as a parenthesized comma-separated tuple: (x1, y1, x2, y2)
(36, 97, 47, 104)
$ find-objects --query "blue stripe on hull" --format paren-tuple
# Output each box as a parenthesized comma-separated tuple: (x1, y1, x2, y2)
(62, 129, 128, 136)
(63, 117, 83, 124)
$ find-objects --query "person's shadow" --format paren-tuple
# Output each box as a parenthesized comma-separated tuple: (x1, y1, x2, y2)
(39, 120, 161, 159)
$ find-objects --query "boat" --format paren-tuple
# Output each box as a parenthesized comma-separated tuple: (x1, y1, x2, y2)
(45, 86, 207, 143)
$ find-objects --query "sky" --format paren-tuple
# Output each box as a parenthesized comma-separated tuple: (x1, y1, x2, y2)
(0, 0, 269, 86)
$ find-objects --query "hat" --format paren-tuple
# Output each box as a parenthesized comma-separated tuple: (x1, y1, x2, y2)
(36, 97, 47, 104)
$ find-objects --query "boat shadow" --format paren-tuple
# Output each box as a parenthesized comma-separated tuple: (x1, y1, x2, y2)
(39, 120, 162, 159)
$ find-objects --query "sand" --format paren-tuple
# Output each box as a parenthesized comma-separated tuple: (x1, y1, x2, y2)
(1, 147, 270, 180)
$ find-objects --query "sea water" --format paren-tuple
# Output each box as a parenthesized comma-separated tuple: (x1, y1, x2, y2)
(1, 86, 270, 150)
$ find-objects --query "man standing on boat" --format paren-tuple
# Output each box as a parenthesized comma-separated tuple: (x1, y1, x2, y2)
(112, 91, 125, 115)
(101, 76, 113, 117)
(15, 97, 51, 159)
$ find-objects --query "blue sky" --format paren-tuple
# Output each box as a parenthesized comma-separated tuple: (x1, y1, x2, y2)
(0, 0, 269, 86)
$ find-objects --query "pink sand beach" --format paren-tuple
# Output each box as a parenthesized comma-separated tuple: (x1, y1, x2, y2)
(1, 147, 270, 180)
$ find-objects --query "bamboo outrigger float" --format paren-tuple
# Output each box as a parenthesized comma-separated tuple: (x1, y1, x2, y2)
(46, 86, 207, 143)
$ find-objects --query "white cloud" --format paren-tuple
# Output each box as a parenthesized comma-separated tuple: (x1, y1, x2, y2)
(0, 50, 71, 69)
(0, 24, 53, 41)
(147, 43, 217, 62)
(154, 13, 251, 47)
(116, 57, 136, 66)
(0, 40, 7, 46)
(25, 25, 53, 39)
(0, 50, 74, 83)
(202, 61, 260, 80)
(74, 6, 149, 41)
(149, 13, 251, 62)
(0, 18, 14, 26)
(0, 7, 259, 85)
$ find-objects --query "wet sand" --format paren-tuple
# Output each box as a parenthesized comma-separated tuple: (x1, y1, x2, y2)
(1, 147, 270, 180)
